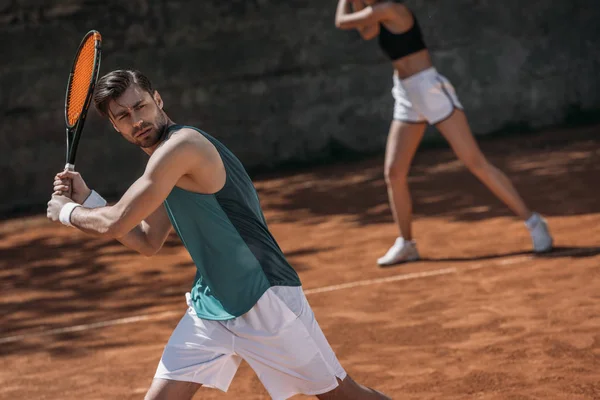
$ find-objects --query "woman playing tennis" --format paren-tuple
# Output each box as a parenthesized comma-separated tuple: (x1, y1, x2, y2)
(335, 0, 553, 265)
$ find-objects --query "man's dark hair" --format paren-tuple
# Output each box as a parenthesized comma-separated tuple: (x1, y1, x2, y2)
(93, 69, 154, 117)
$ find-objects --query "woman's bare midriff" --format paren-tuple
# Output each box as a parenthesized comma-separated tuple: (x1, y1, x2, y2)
(391, 49, 434, 79)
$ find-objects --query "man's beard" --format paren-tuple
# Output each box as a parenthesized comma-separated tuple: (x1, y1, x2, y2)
(135, 113, 168, 148)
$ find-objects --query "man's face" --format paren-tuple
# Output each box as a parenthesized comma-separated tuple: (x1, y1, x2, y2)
(108, 84, 169, 148)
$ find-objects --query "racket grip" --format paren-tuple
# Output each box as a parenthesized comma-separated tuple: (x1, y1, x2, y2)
(64, 163, 75, 198)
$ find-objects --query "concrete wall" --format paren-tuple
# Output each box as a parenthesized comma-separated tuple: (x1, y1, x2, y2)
(1, 0, 599, 214)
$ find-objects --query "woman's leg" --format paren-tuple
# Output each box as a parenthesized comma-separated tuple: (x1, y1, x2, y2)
(435, 110, 531, 219)
(435, 110, 553, 252)
(378, 120, 427, 265)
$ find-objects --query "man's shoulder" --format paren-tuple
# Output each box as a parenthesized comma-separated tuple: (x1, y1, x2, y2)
(149, 129, 204, 164)
(160, 125, 214, 150)
(167, 126, 200, 142)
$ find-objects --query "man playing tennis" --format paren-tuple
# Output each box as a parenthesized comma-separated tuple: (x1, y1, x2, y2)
(46, 69, 390, 400)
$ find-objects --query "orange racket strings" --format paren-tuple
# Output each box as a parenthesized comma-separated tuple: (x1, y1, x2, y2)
(67, 32, 100, 126)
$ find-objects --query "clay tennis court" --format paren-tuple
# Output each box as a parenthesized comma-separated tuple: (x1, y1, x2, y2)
(1, 124, 599, 399)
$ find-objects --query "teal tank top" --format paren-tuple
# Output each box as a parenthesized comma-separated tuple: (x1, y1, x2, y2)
(163, 125, 301, 320)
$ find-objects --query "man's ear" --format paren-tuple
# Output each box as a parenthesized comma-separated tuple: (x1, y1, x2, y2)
(109, 118, 119, 132)
(153, 90, 164, 110)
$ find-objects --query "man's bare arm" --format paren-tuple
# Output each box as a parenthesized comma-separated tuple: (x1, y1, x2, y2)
(67, 130, 220, 239)
(115, 205, 172, 257)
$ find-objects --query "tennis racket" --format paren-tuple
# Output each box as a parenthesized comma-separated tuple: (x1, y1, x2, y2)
(63, 30, 102, 195)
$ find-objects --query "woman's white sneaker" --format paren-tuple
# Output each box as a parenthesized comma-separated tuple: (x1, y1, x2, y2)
(377, 237, 420, 266)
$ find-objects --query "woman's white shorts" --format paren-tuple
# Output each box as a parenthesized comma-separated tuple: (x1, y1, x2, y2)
(392, 66, 463, 124)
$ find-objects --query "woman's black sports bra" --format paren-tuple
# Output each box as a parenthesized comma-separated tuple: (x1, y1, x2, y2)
(377, 9, 427, 61)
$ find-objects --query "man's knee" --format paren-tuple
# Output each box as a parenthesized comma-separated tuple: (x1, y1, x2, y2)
(316, 377, 347, 400)
(144, 378, 201, 400)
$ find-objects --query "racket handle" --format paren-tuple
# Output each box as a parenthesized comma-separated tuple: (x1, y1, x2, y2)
(64, 163, 75, 198)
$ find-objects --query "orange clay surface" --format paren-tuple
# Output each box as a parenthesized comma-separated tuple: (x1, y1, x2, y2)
(1, 125, 599, 399)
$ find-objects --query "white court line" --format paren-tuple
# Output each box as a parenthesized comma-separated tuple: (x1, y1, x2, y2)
(0, 267, 458, 345)
(0, 268, 457, 344)
(2, 249, 582, 346)
(304, 268, 457, 294)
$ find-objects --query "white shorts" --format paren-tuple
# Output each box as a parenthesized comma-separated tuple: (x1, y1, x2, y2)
(154, 286, 347, 400)
(392, 66, 463, 124)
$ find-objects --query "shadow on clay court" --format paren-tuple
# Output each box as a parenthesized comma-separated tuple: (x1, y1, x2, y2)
(2, 221, 598, 357)
(0, 233, 191, 354)
(1, 126, 598, 358)
(255, 125, 600, 226)
(0, 230, 327, 357)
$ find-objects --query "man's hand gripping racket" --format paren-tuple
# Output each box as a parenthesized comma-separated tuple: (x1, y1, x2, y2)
(47, 31, 103, 225)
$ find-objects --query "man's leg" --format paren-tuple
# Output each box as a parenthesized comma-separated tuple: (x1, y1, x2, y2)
(149, 295, 242, 399)
(233, 286, 391, 399)
(317, 375, 391, 400)
(144, 378, 201, 400)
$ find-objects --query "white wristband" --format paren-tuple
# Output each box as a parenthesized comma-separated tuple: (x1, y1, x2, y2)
(83, 190, 107, 208)
(59, 202, 82, 227)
